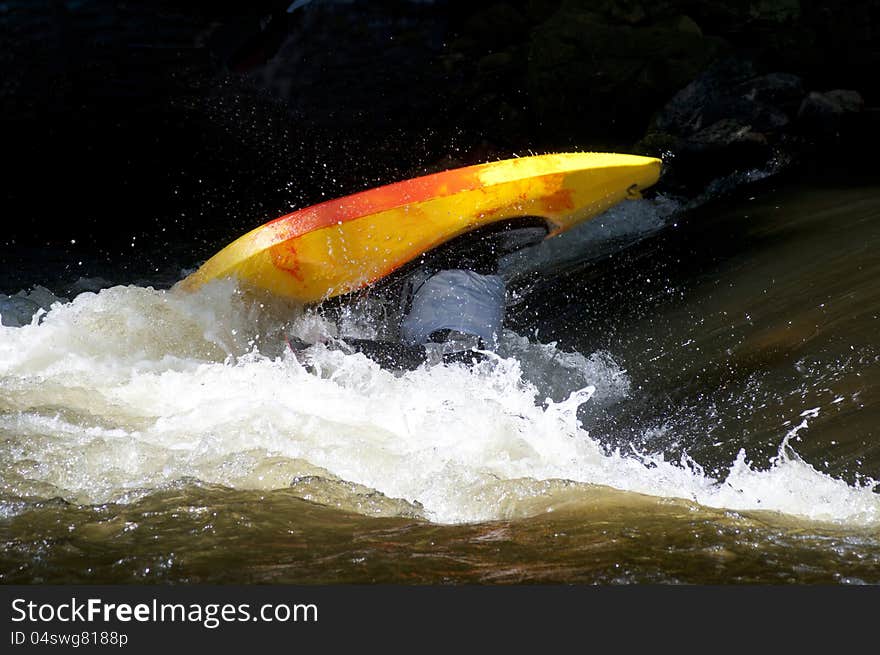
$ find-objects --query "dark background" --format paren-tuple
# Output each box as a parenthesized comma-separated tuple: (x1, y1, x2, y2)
(2, 0, 878, 289)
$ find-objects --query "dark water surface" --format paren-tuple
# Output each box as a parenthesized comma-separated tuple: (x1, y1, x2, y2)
(515, 178, 880, 482)
(2, 176, 879, 584)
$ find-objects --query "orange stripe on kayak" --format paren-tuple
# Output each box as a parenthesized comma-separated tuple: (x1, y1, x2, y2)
(266, 165, 485, 242)
(271, 240, 305, 281)
(540, 186, 575, 213)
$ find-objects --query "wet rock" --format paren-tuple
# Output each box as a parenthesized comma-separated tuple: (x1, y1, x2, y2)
(653, 60, 799, 136)
(637, 59, 808, 189)
(795, 88, 866, 144)
(738, 72, 805, 115)
(0, 286, 61, 327)
(825, 89, 866, 113)
(750, 0, 801, 22)
(690, 118, 769, 149)
(798, 89, 865, 119)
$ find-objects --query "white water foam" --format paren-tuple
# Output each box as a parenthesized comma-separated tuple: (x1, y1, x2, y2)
(1, 281, 878, 525)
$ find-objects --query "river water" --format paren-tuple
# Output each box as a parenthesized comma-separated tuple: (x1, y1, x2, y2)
(1, 171, 879, 583)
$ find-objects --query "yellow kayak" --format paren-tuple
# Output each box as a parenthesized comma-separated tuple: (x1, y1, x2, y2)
(180, 152, 661, 303)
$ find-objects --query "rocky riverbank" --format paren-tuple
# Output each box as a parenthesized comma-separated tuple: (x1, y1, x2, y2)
(172, 0, 880, 194)
(2, 0, 877, 275)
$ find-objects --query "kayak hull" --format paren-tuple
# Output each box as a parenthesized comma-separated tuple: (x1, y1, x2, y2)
(180, 152, 661, 303)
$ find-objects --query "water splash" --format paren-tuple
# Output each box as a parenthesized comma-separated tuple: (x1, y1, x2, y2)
(0, 281, 877, 525)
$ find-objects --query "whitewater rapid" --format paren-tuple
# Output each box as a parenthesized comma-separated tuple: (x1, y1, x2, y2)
(1, 275, 878, 526)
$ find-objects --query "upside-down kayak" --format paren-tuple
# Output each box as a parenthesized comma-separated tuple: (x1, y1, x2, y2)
(180, 152, 661, 303)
